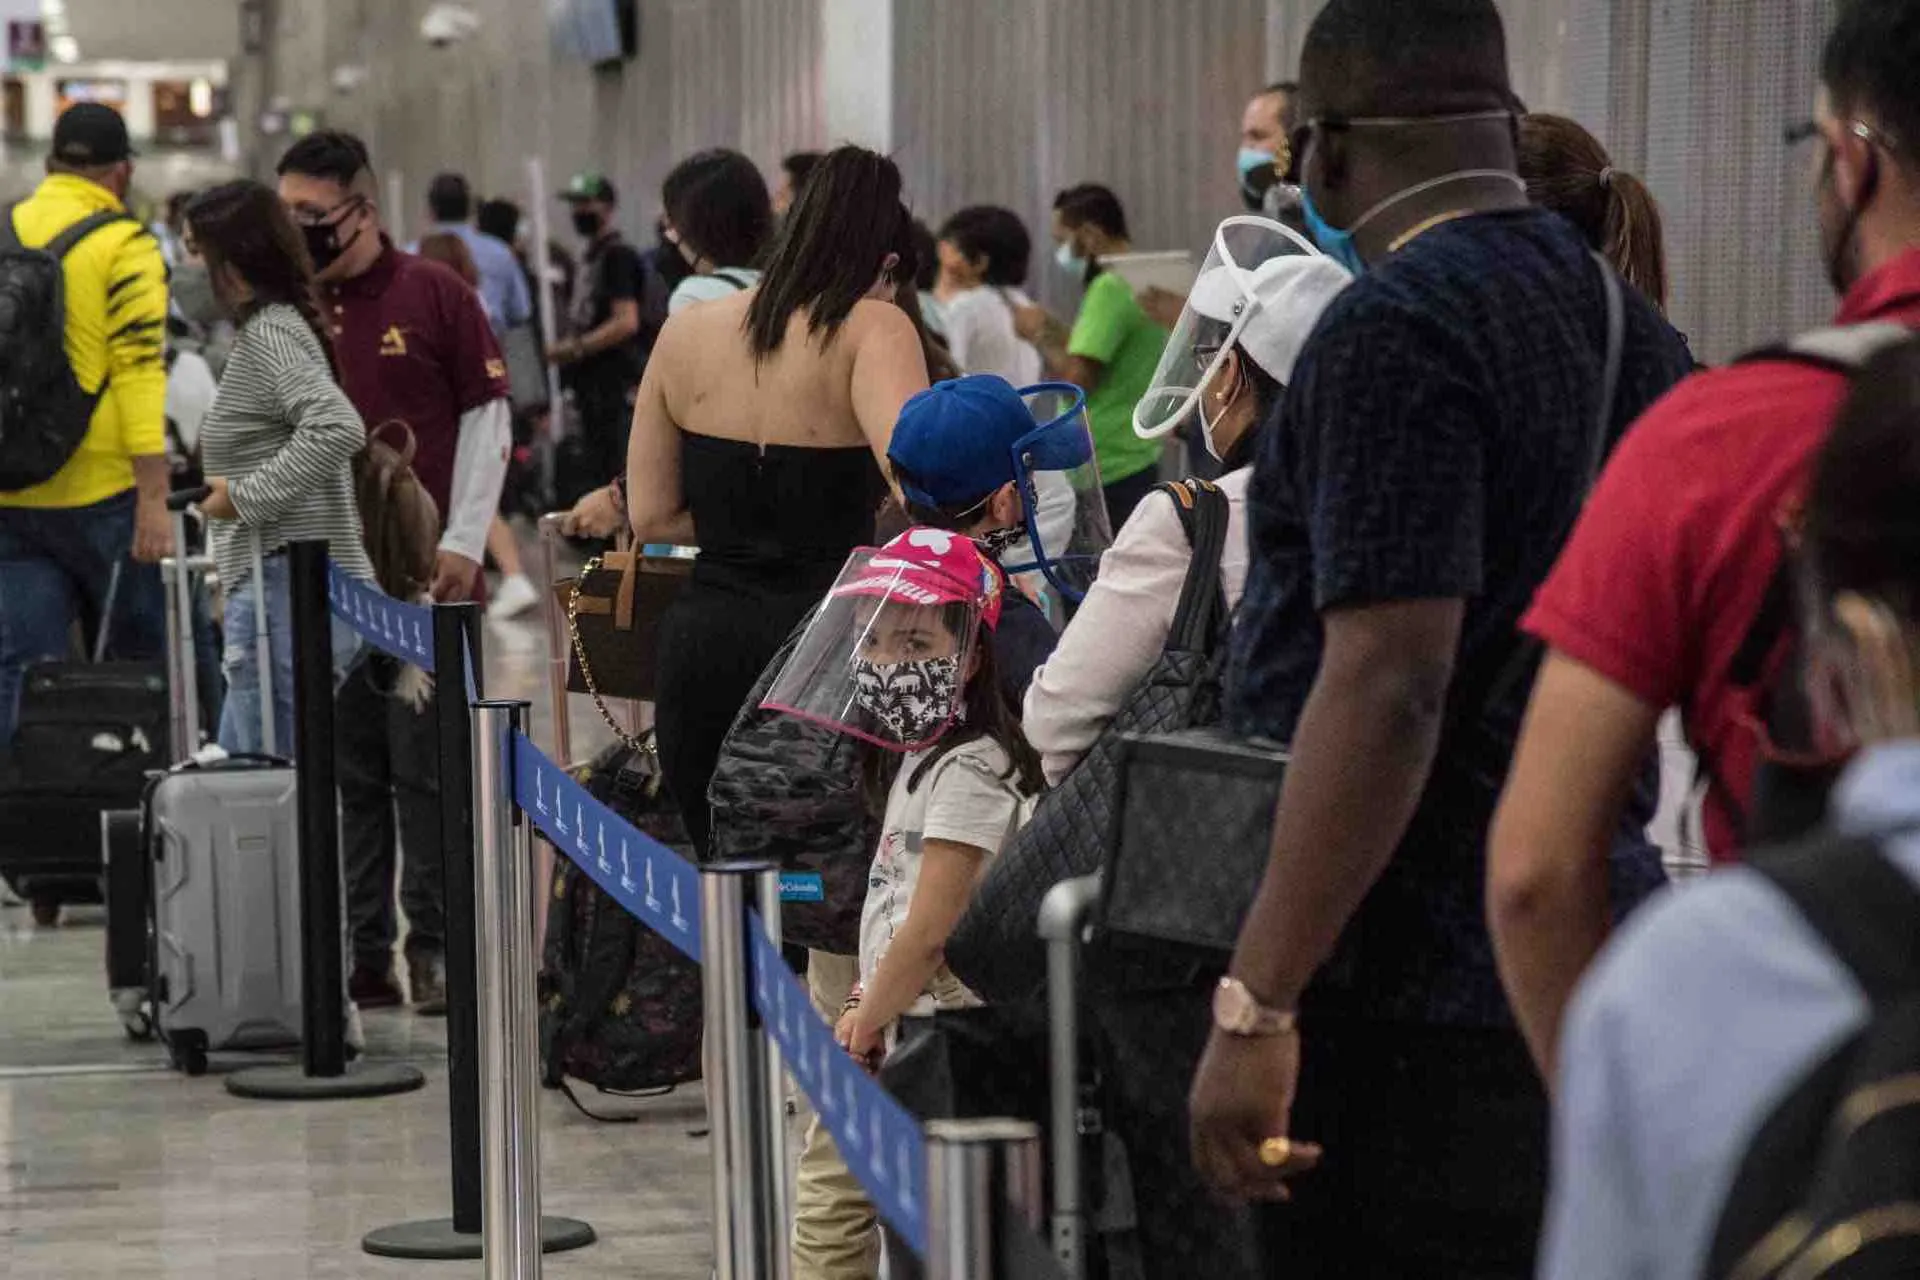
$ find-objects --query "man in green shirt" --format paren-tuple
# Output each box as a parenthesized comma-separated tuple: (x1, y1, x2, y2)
(1015, 184, 1169, 525)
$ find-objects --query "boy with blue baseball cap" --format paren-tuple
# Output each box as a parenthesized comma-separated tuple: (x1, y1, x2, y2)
(886, 374, 1114, 701)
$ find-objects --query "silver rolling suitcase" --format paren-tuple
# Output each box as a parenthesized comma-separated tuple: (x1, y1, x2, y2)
(146, 504, 303, 1075)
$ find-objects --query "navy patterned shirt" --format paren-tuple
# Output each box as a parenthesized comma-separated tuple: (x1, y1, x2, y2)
(1226, 208, 1694, 1026)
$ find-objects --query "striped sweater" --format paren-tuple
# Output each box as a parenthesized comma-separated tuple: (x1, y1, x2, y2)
(199, 303, 377, 588)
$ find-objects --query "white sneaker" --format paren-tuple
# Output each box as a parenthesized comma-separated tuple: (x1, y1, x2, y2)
(487, 572, 541, 621)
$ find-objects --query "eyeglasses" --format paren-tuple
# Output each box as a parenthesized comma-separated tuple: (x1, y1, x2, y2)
(288, 194, 365, 229)
(1784, 117, 1902, 156)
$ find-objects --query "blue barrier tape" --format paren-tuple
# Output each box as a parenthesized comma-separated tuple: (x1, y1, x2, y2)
(508, 729, 929, 1258)
(512, 732, 703, 962)
(328, 564, 436, 671)
(748, 920, 929, 1256)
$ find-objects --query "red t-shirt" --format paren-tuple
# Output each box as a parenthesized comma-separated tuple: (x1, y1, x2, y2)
(1524, 250, 1920, 860)
(324, 241, 510, 523)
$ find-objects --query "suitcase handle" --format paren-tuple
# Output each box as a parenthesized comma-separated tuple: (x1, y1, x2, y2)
(167, 486, 212, 513)
(173, 752, 293, 772)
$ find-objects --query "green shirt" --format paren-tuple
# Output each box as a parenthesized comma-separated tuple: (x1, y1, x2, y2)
(1068, 270, 1169, 485)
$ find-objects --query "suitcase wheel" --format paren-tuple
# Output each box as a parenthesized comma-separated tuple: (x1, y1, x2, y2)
(120, 1008, 154, 1042)
(169, 1032, 208, 1077)
(30, 897, 59, 927)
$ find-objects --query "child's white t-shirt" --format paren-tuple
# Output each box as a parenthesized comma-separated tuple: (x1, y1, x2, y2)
(859, 735, 1027, 1018)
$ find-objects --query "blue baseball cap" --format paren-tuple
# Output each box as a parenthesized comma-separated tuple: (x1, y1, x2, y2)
(887, 375, 1035, 511)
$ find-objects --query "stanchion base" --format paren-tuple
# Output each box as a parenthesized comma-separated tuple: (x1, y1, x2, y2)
(224, 1061, 426, 1101)
(360, 1215, 597, 1259)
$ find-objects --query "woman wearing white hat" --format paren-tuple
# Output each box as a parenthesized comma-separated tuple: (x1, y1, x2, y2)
(1023, 217, 1351, 784)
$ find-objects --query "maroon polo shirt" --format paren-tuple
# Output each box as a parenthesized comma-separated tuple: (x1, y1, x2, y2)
(324, 239, 510, 524)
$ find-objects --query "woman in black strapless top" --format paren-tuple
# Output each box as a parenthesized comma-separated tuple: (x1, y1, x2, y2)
(620, 147, 932, 860)
(651, 435, 885, 850)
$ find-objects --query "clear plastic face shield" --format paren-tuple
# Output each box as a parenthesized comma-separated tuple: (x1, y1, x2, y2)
(1792, 562, 1920, 760)
(1132, 216, 1323, 442)
(995, 383, 1113, 608)
(759, 533, 999, 753)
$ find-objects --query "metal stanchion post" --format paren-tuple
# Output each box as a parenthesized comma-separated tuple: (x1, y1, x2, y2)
(1037, 875, 1103, 1280)
(472, 700, 594, 1276)
(926, 1119, 1047, 1280)
(366, 606, 578, 1260)
(756, 871, 793, 1280)
(227, 541, 424, 1102)
(701, 859, 787, 1280)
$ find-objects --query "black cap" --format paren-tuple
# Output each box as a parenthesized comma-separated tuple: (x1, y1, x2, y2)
(559, 171, 616, 204)
(52, 102, 135, 167)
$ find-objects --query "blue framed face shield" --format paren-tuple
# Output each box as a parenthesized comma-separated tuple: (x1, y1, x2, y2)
(998, 383, 1114, 607)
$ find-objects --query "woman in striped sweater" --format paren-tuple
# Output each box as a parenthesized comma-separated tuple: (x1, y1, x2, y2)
(185, 180, 373, 755)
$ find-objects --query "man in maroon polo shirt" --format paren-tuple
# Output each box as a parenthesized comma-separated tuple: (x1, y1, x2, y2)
(1488, 0, 1920, 1083)
(278, 131, 511, 1012)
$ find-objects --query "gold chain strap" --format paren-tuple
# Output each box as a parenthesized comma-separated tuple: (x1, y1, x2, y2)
(565, 554, 652, 755)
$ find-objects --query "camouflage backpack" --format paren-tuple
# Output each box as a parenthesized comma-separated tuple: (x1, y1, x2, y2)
(706, 613, 877, 956)
(539, 738, 702, 1111)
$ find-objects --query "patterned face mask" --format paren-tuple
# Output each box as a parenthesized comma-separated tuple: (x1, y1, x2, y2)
(975, 525, 1026, 562)
(851, 655, 960, 746)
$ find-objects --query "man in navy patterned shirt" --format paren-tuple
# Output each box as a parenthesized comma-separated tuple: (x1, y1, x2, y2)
(1184, 1, 1694, 1275)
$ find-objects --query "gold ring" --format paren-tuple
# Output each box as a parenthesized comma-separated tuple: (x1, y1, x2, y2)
(1257, 1137, 1292, 1168)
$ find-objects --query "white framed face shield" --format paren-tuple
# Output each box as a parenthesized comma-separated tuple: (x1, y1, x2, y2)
(1132, 215, 1324, 441)
(997, 383, 1113, 605)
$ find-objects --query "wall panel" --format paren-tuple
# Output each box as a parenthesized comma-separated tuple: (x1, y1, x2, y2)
(249, 0, 1843, 359)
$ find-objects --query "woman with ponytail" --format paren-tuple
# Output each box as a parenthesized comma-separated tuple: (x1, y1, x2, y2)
(185, 179, 371, 754)
(1519, 113, 1670, 312)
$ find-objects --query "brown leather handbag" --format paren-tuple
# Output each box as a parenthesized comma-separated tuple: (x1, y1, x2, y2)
(556, 550, 692, 744)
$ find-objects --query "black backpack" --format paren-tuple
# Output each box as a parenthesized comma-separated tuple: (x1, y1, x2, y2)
(0, 203, 134, 492)
(1708, 832, 1920, 1279)
(538, 739, 703, 1117)
(1713, 322, 1914, 845)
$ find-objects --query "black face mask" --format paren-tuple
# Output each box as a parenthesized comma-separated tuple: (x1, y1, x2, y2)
(302, 202, 363, 273)
(571, 209, 604, 239)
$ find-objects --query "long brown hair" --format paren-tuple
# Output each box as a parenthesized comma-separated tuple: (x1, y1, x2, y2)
(1518, 113, 1669, 312)
(744, 145, 916, 363)
(416, 231, 479, 288)
(186, 179, 337, 371)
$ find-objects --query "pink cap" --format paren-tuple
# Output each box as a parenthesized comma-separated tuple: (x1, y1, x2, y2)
(829, 527, 1005, 631)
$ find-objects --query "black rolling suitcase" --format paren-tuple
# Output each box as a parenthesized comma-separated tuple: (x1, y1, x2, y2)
(0, 561, 168, 922)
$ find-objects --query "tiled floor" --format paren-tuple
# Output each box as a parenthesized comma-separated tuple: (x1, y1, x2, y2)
(0, 527, 719, 1277)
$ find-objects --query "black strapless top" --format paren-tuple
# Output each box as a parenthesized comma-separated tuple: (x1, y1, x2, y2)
(680, 432, 884, 593)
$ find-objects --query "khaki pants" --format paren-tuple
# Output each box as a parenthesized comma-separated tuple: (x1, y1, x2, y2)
(791, 949, 879, 1280)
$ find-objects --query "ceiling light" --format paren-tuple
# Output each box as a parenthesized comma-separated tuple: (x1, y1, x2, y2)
(49, 34, 77, 62)
(41, 0, 65, 18)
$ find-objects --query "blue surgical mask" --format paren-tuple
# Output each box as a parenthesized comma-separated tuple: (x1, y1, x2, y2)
(1237, 146, 1276, 184)
(1054, 240, 1088, 278)
(1299, 185, 1365, 275)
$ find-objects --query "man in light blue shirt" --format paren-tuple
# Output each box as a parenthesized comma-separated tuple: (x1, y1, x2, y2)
(411, 172, 531, 334)
(1540, 746, 1920, 1279)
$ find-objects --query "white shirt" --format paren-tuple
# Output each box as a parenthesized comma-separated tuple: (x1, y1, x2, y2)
(1024, 467, 1253, 784)
(860, 736, 1027, 1018)
(941, 286, 1042, 386)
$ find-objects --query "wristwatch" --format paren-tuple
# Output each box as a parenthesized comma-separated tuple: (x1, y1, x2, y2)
(1212, 977, 1298, 1038)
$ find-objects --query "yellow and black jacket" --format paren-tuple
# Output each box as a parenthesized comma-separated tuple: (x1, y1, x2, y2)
(1, 172, 168, 510)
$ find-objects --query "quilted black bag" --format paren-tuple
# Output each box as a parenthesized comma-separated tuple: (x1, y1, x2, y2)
(539, 738, 703, 1117)
(706, 614, 879, 956)
(946, 480, 1231, 1003)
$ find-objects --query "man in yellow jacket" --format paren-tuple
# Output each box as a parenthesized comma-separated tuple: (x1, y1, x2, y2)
(0, 104, 171, 744)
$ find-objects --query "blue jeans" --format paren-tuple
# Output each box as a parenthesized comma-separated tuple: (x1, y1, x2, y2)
(217, 554, 363, 756)
(0, 490, 165, 746)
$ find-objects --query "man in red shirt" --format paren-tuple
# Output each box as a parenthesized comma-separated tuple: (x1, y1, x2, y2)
(278, 131, 511, 1011)
(1488, 0, 1920, 1081)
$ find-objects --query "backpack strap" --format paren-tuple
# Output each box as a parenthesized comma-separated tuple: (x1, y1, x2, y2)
(0, 201, 21, 254)
(1754, 833, 1920, 1002)
(1736, 321, 1914, 375)
(1161, 479, 1231, 655)
(45, 209, 136, 261)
